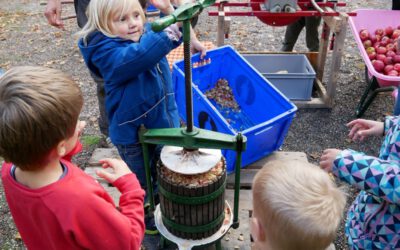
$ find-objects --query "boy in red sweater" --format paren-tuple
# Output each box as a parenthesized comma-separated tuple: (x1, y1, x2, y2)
(0, 66, 145, 250)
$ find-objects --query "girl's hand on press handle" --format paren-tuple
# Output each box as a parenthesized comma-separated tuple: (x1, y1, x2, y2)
(96, 158, 132, 183)
(347, 119, 384, 142)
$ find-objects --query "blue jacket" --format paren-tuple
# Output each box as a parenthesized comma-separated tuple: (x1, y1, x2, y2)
(333, 116, 400, 249)
(78, 24, 182, 145)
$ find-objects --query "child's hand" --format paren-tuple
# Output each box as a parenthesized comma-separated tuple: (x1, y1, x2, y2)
(191, 36, 207, 59)
(96, 158, 132, 183)
(77, 121, 86, 138)
(347, 119, 384, 141)
(150, 0, 174, 14)
(320, 148, 341, 172)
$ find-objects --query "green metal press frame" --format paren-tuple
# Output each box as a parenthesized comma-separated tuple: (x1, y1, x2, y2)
(139, 0, 247, 248)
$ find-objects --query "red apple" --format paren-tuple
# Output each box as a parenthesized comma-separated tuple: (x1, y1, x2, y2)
(384, 56, 393, 65)
(387, 43, 396, 51)
(370, 34, 378, 43)
(388, 70, 399, 76)
(394, 55, 400, 63)
(359, 29, 370, 41)
(385, 26, 394, 36)
(392, 30, 400, 39)
(375, 28, 385, 36)
(363, 40, 372, 49)
(368, 51, 377, 60)
(377, 46, 388, 54)
(387, 50, 397, 58)
(380, 36, 390, 46)
(372, 60, 385, 72)
(394, 63, 400, 71)
(385, 64, 394, 74)
(377, 54, 386, 61)
(375, 34, 382, 42)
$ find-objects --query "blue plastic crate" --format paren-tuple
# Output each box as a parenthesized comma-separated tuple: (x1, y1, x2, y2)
(172, 46, 297, 173)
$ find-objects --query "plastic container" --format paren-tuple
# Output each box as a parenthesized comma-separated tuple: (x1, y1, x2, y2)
(348, 9, 400, 86)
(172, 45, 297, 173)
(242, 54, 316, 100)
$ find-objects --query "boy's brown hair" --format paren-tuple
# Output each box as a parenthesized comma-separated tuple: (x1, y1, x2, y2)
(252, 160, 346, 250)
(0, 66, 83, 170)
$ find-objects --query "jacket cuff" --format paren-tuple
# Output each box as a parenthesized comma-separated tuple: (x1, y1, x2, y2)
(113, 173, 143, 193)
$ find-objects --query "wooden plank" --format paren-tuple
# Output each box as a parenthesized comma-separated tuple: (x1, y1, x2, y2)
(227, 152, 308, 188)
(222, 190, 253, 249)
(293, 97, 329, 108)
(227, 169, 259, 189)
(326, 14, 347, 107)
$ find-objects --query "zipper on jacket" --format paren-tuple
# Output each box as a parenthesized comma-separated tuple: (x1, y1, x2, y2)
(156, 63, 174, 128)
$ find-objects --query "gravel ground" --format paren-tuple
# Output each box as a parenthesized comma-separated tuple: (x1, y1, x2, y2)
(0, 0, 396, 249)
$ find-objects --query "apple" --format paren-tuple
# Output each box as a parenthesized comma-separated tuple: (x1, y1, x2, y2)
(377, 46, 388, 54)
(387, 43, 396, 52)
(375, 34, 382, 42)
(394, 63, 400, 72)
(368, 51, 377, 60)
(363, 40, 372, 49)
(372, 60, 385, 72)
(394, 55, 400, 63)
(384, 56, 393, 65)
(370, 34, 378, 43)
(384, 64, 394, 74)
(385, 26, 394, 36)
(387, 50, 397, 58)
(377, 54, 386, 61)
(380, 36, 390, 46)
(375, 28, 385, 36)
(359, 29, 370, 41)
(366, 46, 376, 54)
(388, 70, 399, 76)
(392, 30, 400, 39)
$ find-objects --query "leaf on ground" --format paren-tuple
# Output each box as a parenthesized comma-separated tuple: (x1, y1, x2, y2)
(308, 152, 320, 159)
(15, 232, 21, 240)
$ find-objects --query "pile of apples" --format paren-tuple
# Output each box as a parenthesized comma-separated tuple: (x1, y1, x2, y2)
(359, 26, 400, 76)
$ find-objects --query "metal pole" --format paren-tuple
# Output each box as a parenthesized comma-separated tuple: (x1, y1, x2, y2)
(183, 20, 193, 132)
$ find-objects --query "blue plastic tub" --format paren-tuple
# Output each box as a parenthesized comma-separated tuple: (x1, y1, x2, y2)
(242, 54, 316, 100)
(172, 46, 297, 173)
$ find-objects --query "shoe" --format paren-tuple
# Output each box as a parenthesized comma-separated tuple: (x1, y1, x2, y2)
(145, 214, 159, 235)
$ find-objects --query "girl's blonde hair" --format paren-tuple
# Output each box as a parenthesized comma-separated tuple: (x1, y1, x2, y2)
(77, 0, 146, 41)
(252, 160, 347, 250)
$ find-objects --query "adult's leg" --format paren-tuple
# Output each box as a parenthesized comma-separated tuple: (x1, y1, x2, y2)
(74, 0, 90, 28)
(393, 0, 400, 10)
(281, 18, 306, 52)
(90, 72, 109, 137)
(305, 16, 322, 52)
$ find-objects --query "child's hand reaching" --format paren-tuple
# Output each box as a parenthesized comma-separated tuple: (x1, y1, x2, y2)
(96, 158, 132, 183)
(320, 148, 342, 172)
(150, 0, 174, 14)
(347, 119, 384, 142)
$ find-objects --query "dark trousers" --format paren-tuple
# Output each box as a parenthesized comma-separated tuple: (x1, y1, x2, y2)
(74, 0, 109, 136)
(394, 0, 400, 10)
(281, 16, 321, 52)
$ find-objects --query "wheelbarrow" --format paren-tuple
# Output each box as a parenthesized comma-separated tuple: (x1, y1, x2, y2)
(348, 9, 400, 117)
